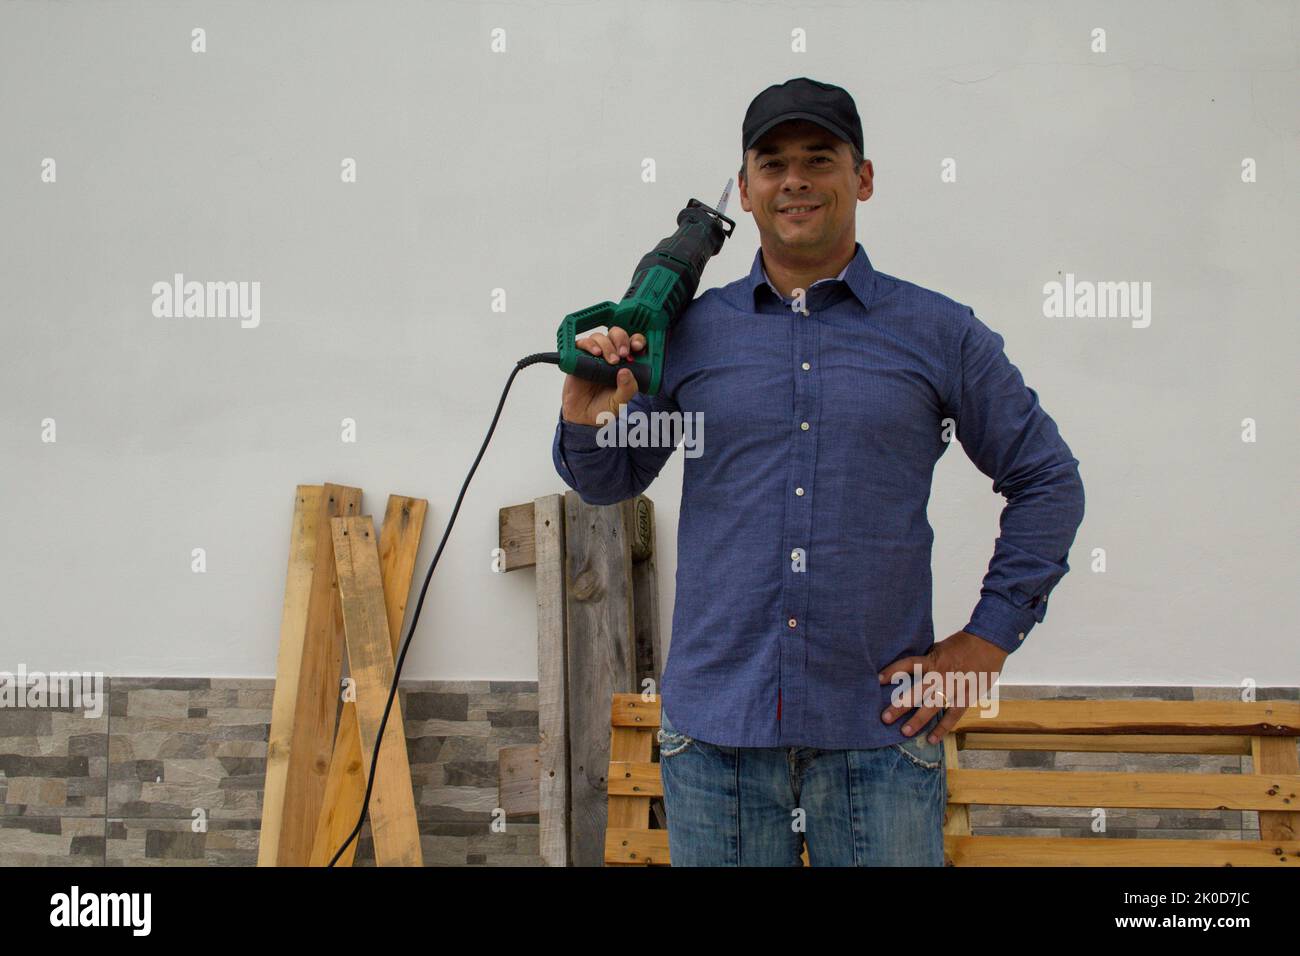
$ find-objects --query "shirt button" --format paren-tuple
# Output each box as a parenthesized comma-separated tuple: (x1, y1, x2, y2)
(788, 618, 797, 628)
(801, 362, 811, 371)
(1017, 632, 1025, 641)
(800, 422, 809, 430)
(795, 487, 804, 496)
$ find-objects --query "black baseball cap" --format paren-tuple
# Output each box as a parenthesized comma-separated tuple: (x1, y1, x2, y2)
(742, 77, 864, 157)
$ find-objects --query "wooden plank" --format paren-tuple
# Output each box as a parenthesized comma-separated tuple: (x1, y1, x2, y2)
(498, 501, 536, 571)
(309, 495, 427, 866)
(957, 732, 1253, 755)
(259, 486, 323, 867)
(286, 482, 361, 863)
(310, 698, 364, 866)
(948, 700, 1300, 736)
(1252, 734, 1300, 842)
(611, 830, 1300, 868)
(948, 769, 1300, 811)
(624, 496, 662, 697)
(611, 692, 661, 726)
(375, 496, 429, 644)
(498, 745, 541, 818)
(330, 514, 422, 866)
(608, 760, 664, 797)
(564, 490, 636, 867)
(605, 827, 670, 866)
(942, 735, 971, 855)
(258, 483, 361, 867)
(533, 494, 568, 866)
(945, 835, 1300, 867)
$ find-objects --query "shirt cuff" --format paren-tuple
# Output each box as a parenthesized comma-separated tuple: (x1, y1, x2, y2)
(962, 592, 1044, 654)
(556, 408, 607, 451)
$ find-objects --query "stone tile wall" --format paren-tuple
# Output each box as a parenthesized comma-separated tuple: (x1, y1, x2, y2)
(0, 681, 1294, 865)
(2, 679, 542, 866)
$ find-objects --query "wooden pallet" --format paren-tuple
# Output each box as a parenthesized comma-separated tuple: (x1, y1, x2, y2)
(944, 699, 1300, 866)
(495, 492, 663, 866)
(604, 694, 1300, 866)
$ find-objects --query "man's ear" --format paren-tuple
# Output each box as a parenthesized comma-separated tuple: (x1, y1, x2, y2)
(857, 159, 874, 202)
(738, 158, 752, 211)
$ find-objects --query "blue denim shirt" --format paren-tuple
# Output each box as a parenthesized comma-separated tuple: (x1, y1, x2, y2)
(552, 242, 1085, 749)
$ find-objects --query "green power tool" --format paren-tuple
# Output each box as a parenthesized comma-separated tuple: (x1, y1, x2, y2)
(549, 180, 736, 395)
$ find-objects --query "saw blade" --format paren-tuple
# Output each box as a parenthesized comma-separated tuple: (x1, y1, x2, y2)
(715, 177, 733, 217)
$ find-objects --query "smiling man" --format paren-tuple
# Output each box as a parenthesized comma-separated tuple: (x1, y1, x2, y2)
(551, 76, 1085, 866)
(739, 115, 868, 302)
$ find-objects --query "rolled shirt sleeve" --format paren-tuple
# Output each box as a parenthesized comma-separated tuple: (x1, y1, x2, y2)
(944, 308, 1086, 653)
(551, 385, 683, 506)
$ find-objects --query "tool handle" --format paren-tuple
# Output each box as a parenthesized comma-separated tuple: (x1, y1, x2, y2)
(559, 302, 662, 395)
(569, 351, 654, 393)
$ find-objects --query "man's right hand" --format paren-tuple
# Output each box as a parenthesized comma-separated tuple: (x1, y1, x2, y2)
(561, 326, 646, 426)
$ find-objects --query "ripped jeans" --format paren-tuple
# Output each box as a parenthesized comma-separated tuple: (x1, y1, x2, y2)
(657, 707, 947, 866)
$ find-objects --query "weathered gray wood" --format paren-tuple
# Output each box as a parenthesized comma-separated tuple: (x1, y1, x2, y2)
(498, 744, 541, 817)
(498, 501, 536, 571)
(564, 490, 636, 867)
(624, 496, 662, 696)
(533, 494, 569, 866)
(624, 495, 665, 832)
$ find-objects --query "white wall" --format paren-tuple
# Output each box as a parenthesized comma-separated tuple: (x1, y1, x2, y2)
(2, 1, 1296, 686)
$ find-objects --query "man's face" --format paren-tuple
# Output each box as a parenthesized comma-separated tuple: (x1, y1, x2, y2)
(738, 119, 872, 256)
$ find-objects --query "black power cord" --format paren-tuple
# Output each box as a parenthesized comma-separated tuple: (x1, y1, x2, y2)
(328, 350, 561, 866)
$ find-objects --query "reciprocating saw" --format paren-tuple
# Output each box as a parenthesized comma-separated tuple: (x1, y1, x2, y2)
(543, 179, 736, 395)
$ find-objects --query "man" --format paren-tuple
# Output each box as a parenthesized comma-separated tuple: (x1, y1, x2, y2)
(551, 77, 1085, 866)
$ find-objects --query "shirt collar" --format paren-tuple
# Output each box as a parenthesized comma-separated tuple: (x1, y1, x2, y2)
(747, 241, 876, 311)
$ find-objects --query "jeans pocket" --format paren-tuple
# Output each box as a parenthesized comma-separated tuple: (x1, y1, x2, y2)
(656, 709, 695, 758)
(891, 716, 944, 770)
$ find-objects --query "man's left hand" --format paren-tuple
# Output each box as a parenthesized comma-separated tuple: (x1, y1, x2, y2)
(877, 630, 1009, 744)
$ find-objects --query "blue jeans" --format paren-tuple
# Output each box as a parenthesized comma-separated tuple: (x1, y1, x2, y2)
(657, 707, 947, 866)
